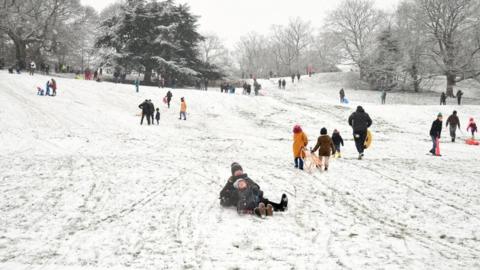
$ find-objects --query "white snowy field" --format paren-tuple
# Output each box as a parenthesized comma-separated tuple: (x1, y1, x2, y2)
(0, 70, 479, 270)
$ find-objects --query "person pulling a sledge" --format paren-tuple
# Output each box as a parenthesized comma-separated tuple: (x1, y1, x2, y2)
(220, 163, 288, 217)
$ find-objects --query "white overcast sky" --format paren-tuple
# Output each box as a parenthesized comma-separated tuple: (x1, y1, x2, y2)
(81, 0, 401, 48)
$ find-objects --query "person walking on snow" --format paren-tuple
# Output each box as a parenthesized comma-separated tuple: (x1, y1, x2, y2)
(138, 99, 150, 125)
(467, 118, 478, 139)
(297, 72, 301, 81)
(282, 79, 286, 89)
(381, 90, 387, 104)
(348, 106, 373, 160)
(179, 97, 187, 120)
(278, 79, 282, 89)
(446, 111, 460, 142)
(429, 113, 443, 156)
(291, 74, 295, 83)
(292, 125, 308, 170)
(440, 92, 447, 105)
(456, 90, 464, 105)
(339, 88, 345, 103)
(134, 78, 140, 93)
(332, 129, 344, 158)
(311, 128, 336, 171)
(155, 108, 160, 125)
(220, 162, 288, 217)
(166, 91, 173, 108)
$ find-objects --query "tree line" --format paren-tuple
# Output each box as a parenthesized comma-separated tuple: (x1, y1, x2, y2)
(235, 0, 480, 94)
(0, 0, 224, 85)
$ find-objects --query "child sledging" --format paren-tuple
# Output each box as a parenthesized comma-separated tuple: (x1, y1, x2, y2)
(220, 163, 288, 218)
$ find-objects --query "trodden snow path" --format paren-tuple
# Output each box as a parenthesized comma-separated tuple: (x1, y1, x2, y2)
(0, 71, 479, 270)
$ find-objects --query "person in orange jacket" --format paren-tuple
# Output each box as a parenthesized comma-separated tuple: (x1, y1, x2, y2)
(179, 97, 187, 120)
(292, 125, 308, 170)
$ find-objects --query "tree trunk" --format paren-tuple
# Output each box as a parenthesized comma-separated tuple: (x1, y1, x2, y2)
(8, 32, 27, 69)
(144, 68, 152, 84)
(446, 73, 456, 97)
(411, 64, 420, 92)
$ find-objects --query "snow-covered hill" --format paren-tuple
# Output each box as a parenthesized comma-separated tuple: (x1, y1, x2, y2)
(1, 71, 479, 270)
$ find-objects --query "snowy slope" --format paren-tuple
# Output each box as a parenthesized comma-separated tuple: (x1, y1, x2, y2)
(0, 71, 479, 270)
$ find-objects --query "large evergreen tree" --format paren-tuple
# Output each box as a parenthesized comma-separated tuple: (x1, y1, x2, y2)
(96, 0, 216, 84)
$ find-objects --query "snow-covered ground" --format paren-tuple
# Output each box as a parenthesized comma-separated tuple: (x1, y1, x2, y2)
(0, 70, 479, 270)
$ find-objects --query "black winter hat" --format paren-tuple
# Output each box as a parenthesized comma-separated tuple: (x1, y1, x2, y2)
(321, 127, 327, 135)
(356, 106, 365, 113)
(231, 162, 243, 175)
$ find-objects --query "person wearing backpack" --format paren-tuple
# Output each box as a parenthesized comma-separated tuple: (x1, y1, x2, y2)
(219, 163, 288, 217)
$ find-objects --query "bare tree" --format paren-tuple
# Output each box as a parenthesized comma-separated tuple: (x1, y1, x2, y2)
(270, 17, 313, 75)
(235, 32, 271, 78)
(395, 1, 432, 92)
(415, 0, 480, 96)
(327, 0, 384, 79)
(199, 33, 228, 66)
(0, 0, 90, 69)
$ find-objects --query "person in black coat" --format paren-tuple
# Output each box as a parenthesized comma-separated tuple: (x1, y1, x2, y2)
(456, 90, 464, 105)
(440, 92, 447, 105)
(138, 100, 150, 125)
(348, 106, 373, 159)
(429, 113, 443, 155)
(166, 91, 173, 108)
(220, 163, 288, 216)
(332, 129, 344, 158)
(148, 100, 155, 124)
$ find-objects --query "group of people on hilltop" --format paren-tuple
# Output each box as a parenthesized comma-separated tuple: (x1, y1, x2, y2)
(440, 90, 464, 105)
(195, 78, 208, 91)
(220, 82, 235, 94)
(138, 90, 186, 125)
(429, 111, 478, 156)
(291, 73, 301, 83)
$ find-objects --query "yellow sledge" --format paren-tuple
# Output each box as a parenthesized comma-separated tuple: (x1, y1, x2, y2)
(364, 130, 373, 149)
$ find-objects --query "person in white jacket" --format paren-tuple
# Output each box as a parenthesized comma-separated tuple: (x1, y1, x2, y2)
(30, 61, 36, 75)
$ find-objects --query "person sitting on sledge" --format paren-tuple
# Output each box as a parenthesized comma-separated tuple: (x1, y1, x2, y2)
(467, 118, 478, 139)
(220, 163, 288, 217)
(36, 87, 44, 96)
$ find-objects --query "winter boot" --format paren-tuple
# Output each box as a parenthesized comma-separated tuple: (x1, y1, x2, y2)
(266, 204, 273, 216)
(358, 153, 364, 160)
(324, 166, 328, 171)
(254, 203, 266, 218)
